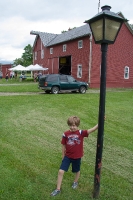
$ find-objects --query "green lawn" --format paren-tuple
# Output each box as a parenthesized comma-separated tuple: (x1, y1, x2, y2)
(0, 82, 133, 200)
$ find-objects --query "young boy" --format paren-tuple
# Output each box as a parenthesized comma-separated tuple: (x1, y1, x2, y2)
(51, 116, 98, 196)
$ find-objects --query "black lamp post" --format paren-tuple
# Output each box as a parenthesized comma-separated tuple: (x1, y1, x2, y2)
(85, 5, 126, 198)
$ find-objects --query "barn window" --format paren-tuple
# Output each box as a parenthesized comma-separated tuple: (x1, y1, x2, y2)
(34, 52, 37, 60)
(41, 49, 44, 59)
(50, 48, 53, 54)
(63, 44, 67, 52)
(77, 64, 82, 78)
(78, 40, 83, 49)
(124, 66, 129, 79)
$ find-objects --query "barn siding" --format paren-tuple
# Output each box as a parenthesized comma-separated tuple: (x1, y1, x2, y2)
(34, 36, 90, 82)
(0, 64, 13, 78)
(33, 23, 133, 88)
(90, 23, 133, 88)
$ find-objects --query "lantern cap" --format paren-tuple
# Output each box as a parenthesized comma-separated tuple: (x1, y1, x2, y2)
(84, 5, 128, 44)
(84, 5, 128, 24)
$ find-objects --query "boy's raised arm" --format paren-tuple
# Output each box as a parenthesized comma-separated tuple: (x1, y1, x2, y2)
(87, 124, 98, 135)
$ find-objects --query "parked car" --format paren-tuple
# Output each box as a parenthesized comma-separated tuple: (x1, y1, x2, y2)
(38, 74, 89, 94)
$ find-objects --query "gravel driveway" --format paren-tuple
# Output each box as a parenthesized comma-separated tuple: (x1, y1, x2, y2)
(0, 90, 100, 96)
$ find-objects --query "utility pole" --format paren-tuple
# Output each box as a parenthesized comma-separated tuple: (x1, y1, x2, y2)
(98, 0, 100, 13)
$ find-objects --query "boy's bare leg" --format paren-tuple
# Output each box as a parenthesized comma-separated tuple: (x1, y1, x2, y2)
(57, 169, 65, 190)
(74, 171, 80, 182)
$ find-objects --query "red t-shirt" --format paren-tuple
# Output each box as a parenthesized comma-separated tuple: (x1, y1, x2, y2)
(61, 130, 88, 159)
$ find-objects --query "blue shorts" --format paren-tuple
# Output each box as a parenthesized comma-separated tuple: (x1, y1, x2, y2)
(60, 156, 81, 173)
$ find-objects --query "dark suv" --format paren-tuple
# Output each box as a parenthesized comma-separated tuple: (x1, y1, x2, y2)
(38, 74, 88, 94)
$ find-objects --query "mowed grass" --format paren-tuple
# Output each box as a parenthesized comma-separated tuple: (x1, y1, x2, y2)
(0, 78, 38, 93)
(0, 83, 133, 200)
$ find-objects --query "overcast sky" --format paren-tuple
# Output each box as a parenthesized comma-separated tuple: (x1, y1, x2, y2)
(0, 0, 133, 64)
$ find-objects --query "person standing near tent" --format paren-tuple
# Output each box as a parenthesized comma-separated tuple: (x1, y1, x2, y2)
(5, 72, 9, 81)
(15, 71, 17, 79)
(10, 71, 14, 79)
(38, 71, 42, 81)
(34, 72, 37, 82)
(0, 71, 3, 80)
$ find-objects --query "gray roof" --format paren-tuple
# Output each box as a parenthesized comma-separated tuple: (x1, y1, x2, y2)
(30, 24, 91, 47)
(30, 12, 133, 49)
(30, 31, 57, 47)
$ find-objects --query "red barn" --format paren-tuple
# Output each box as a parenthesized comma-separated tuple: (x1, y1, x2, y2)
(0, 63, 13, 78)
(30, 13, 133, 88)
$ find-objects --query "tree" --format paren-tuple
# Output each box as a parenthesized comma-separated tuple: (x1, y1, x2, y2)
(61, 27, 76, 33)
(13, 58, 23, 67)
(129, 24, 133, 30)
(22, 44, 33, 66)
(13, 44, 33, 67)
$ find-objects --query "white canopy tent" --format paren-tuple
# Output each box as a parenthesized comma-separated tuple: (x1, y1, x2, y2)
(8, 64, 48, 72)
(8, 65, 26, 71)
(24, 65, 34, 71)
(8, 64, 48, 80)
(25, 64, 48, 71)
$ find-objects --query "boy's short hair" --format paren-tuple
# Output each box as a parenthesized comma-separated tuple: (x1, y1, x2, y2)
(67, 116, 80, 126)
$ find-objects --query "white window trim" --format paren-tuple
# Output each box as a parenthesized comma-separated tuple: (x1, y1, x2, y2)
(63, 44, 67, 52)
(78, 40, 83, 49)
(50, 48, 53, 54)
(77, 64, 82, 78)
(34, 52, 37, 60)
(41, 49, 44, 59)
(124, 66, 129, 79)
